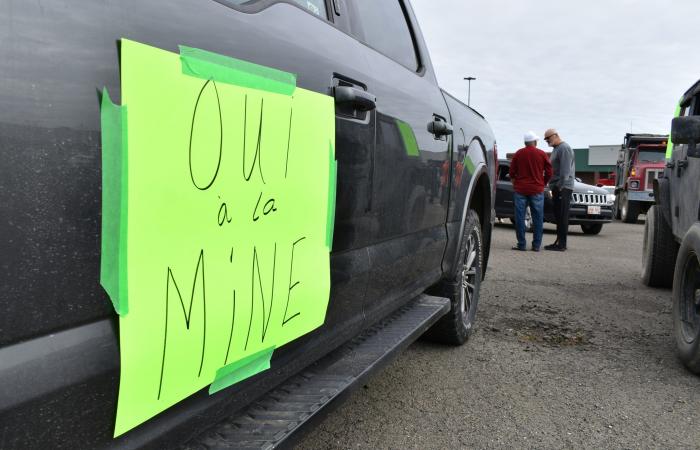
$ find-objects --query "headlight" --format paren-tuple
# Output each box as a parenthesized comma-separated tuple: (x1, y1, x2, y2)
(606, 194, 615, 205)
(629, 180, 640, 190)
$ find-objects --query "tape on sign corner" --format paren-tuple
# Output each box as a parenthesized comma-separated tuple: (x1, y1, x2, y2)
(209, 346, 276, 395)
(325, 141, 338, 251)
(179, 45, 297, 96)
(99, 87, 129, 316)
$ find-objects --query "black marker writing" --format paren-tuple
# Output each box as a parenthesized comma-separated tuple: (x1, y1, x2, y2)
(158, 250, 208, 400)
(282, 236, 306, 326)
(224, 290, 236, 366)
(189, 79, 223, 191)
(243, 96, 266, 184)
(218, 201, 232, 226)
(285, 107, 293, 178)
(244, 245, 277, 350)
(252, 192, 278, 222)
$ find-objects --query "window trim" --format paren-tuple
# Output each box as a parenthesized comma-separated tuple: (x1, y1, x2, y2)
(346, 0, 425, 75)
(213, 0, 334, 23)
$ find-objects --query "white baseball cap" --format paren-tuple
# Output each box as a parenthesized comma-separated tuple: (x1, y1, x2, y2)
(524, 131, 540, 142)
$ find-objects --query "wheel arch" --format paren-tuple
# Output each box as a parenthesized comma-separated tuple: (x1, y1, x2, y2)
(450, 163, 492, 279)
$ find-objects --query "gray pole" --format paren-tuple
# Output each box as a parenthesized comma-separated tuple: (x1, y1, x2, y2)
(464, 77, 476, 106)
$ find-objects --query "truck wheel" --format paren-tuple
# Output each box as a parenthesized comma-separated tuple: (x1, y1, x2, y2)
(425, 209, 482, 345)
(508, 207, 532, 231)
(524, 206, 533, 232)
(641, 205, 678, 287)
(672, 224, 700, 373)
(613, 196, 621, 220)
(580, 223, 603, 235)
(621, 192, 640, 223)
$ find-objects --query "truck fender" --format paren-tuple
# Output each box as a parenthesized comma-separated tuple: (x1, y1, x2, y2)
(451, 162, 489, 277)
(654, 176, 673, 227)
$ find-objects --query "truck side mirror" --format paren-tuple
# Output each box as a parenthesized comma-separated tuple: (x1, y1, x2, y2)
(671, 116, 700, 158)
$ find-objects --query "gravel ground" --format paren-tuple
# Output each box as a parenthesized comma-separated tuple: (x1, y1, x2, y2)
(297, 220, 700, 449)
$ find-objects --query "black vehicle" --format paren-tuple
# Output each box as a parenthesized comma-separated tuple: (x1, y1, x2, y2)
(495, 159, 613, 235)
(0, 1, 496, 448)
(641, 79, 700, 374)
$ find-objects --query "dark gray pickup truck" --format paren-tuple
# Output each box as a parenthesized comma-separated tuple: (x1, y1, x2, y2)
(0, 1, 496, 448)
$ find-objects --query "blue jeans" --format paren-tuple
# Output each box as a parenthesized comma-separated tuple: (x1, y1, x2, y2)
(514, 192, 544, 249)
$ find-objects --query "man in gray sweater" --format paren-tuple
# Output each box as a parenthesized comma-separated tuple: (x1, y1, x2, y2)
(543, 129, 575, 251)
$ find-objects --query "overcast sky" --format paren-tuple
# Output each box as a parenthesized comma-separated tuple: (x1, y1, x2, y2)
(411, 0, 700, 153)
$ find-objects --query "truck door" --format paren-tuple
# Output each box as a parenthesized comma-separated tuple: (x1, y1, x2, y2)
(0, 2, 379, 443)
(496, 162, 515, 217)
(345, 0, 452, 318)
(671, 94, 700, 236)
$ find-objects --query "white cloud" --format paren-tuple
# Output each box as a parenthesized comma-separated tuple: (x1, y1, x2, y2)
(411, 0, 700, 152)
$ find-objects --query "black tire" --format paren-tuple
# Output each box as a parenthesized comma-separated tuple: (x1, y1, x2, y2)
(641, 205, 678, 287)
(424, 209, 482, 345)
(613, 196, 621, 220)
(580, 223, 603, 235)
(672, 224, 700, 373)
(621, 192, 640, 223)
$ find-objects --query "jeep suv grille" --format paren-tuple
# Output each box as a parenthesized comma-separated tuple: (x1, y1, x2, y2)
(572, 193, 607, 205)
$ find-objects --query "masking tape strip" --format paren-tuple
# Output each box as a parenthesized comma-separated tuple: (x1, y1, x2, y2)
(99, 88, 129, 316)
(209, 346, 275, 395)
(326, 142, 337, 250)
(179, 45, 296, 96)
(396, 119, 420, 157)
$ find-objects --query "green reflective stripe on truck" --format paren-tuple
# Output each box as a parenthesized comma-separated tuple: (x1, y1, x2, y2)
(666, 101, 682, 159)
(396, 119, 420, 157)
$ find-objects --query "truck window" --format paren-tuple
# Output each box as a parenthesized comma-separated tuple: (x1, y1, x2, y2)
(290, 0, 327, 17)
(498, 164, 510, 181)
(637, 150, 666, 163)
(693, 95, 700, 116)
(224, 0, 328, 18)
(348, 0, 419, 71)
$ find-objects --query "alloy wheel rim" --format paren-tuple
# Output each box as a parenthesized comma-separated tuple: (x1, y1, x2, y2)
(525, 207, 532, 230)
(461, 232, 478, 316)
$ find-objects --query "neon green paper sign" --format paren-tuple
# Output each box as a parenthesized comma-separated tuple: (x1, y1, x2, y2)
(100, 39, 336, 437)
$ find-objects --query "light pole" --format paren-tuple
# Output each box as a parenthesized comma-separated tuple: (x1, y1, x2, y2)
(464, 76, 476, 107)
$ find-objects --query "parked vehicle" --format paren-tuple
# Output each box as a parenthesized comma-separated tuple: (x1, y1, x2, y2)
(0, 1, 497, 448)
(496, 159, 613, 235)
(614, 133, 668, 223)
(598, 185, 617, 217)
(641, 79, 700, 374)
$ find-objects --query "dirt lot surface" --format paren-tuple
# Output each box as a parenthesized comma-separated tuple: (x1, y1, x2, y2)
(297, 220, 700, 449)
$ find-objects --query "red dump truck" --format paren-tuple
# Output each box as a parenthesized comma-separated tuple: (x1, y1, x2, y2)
(614, 133, 668, 223)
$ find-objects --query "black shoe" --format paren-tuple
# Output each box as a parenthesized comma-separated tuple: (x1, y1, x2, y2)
(544, 244, 566, 251)
(511, 245, 526, 251)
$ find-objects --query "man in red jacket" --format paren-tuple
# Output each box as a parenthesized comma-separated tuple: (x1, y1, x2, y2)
(509, 131, 553, 251)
